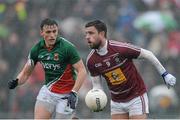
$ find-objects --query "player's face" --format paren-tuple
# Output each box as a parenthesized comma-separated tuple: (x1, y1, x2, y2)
(85, 26, 102, 49)
(40, 24, 58, 47)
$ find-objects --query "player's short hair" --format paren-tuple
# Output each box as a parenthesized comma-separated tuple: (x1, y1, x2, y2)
(40, 18, 58, 30)
(85, 20, 107, 38)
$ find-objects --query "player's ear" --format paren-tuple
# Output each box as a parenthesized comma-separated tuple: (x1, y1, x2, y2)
(40, 30, 43, 37)
(99, 31, 105, 37)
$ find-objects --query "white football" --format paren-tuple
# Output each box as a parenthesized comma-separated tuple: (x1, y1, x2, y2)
(85, 89, 107, 111)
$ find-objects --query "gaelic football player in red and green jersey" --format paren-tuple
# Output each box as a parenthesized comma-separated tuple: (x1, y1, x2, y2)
(8, 18, 87, 119)
(85, 20, 176, 119)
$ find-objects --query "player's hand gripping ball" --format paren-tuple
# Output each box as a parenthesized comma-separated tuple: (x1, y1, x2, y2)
(85, 89, 107, 112)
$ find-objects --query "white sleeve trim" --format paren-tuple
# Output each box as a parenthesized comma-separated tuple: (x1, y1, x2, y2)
(27, 58, 34, 67)
(138, 48, 166, 75)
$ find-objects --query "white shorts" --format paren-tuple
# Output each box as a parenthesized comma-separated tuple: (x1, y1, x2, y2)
(111, 93, 149, 116)
(36, 85, 74, 115)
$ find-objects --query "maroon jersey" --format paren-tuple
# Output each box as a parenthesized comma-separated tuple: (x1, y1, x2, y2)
(86, 40, 147, 102)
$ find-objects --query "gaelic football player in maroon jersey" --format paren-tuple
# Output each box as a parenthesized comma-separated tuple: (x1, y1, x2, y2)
(84, 20, 176, 119)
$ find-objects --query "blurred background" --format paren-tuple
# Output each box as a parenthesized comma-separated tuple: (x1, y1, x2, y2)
(0, 0, 179, 119)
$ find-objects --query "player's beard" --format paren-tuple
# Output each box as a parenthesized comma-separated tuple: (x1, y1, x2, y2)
(90, 41, 101, 49)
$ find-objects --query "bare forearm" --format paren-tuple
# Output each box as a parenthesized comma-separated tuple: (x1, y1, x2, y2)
(17, 71, 30, 85)
(72, 69, 87, 92)
(16, 62, 34, 85)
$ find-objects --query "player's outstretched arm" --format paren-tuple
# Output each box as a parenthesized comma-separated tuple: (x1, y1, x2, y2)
(138, 48, 176, 88)
(8, 61, 34, 89)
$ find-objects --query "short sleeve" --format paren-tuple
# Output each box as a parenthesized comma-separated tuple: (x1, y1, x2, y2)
(28, 45, 39, 66)
(67, 44, 81, 65)
(86, 59, 100, 77)
(121, 43, 141, 59)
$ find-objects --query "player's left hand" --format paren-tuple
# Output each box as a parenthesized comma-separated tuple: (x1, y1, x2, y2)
(8, 79, 18, 89)
(162, 72, 176, 88)
(62, 91, 78, 109)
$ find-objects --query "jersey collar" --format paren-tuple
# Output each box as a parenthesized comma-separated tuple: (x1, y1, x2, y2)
(96, 40, 108, 56)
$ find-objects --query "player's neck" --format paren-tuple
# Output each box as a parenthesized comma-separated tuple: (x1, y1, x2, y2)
(45, 44, 54, 51)
(97, 40, 108, 56)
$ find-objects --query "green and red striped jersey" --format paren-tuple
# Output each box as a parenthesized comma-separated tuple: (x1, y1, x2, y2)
(28, 37, 81, 94)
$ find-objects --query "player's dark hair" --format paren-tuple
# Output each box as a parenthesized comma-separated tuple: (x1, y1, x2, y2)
(85, 20, 107, 38)
(40, 18, 58, 30)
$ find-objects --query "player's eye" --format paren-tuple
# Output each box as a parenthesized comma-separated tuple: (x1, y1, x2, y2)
(46, 31, 51, 34)
(53, 30, 57, 33)
(87, 31, 94, 35)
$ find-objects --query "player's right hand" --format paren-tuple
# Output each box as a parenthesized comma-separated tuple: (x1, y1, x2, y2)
(8, 79, 18, 89)
(162, 71, 176, 88)
(62, 91, 78, 109)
